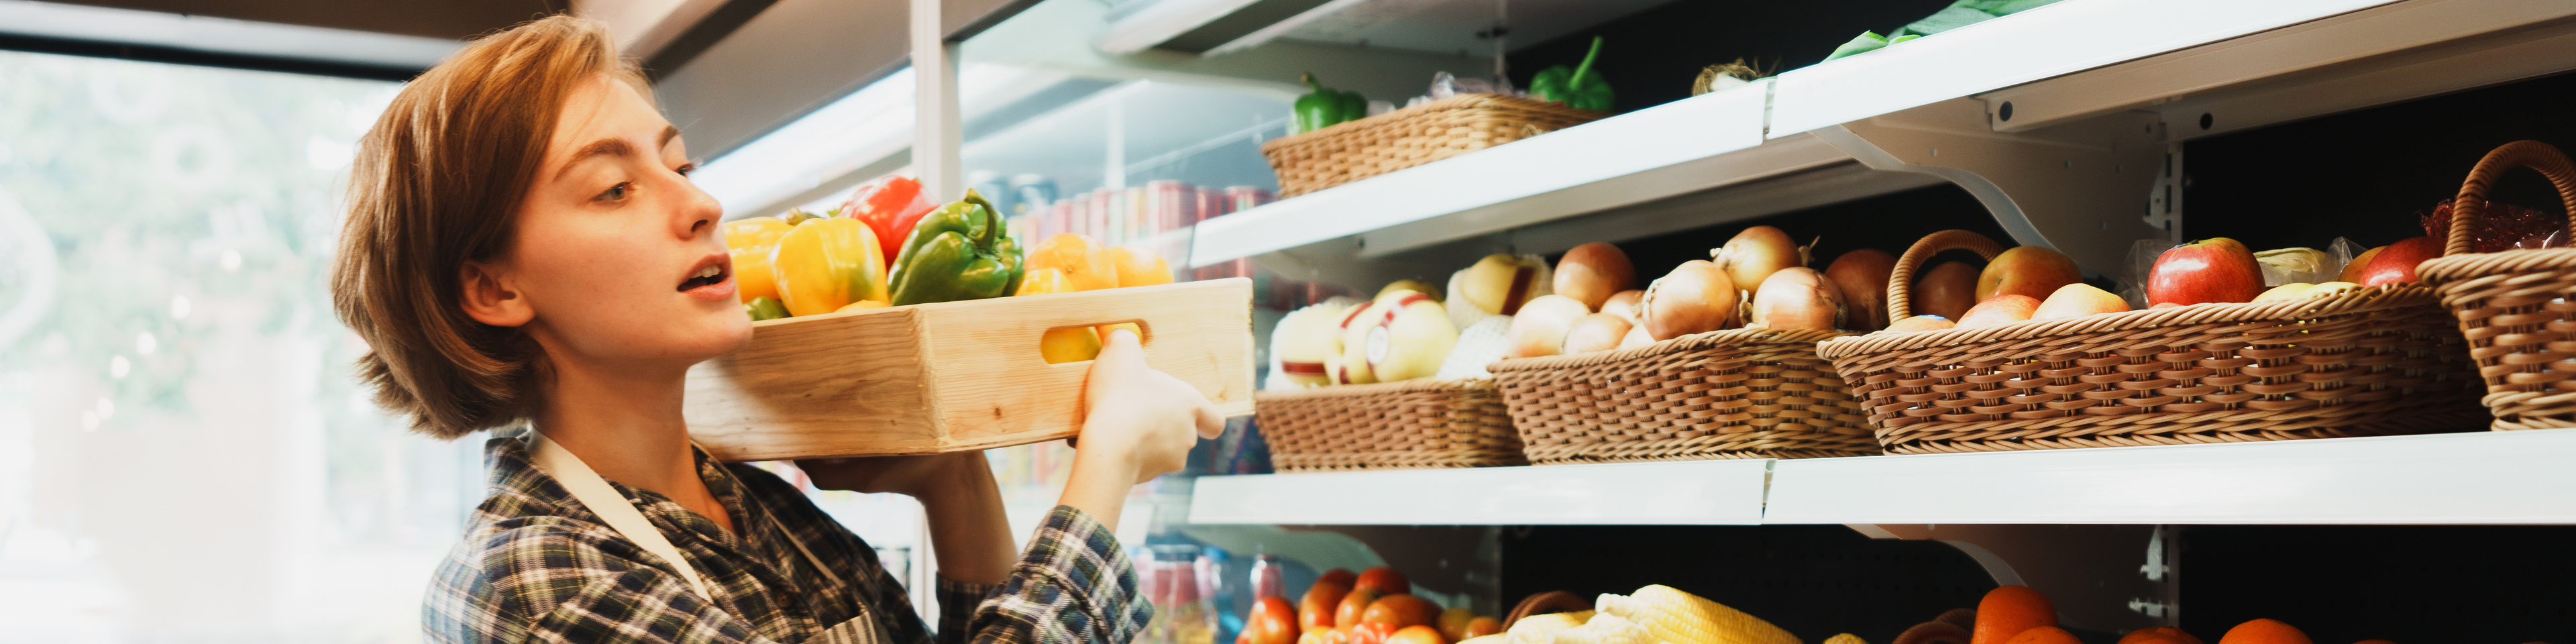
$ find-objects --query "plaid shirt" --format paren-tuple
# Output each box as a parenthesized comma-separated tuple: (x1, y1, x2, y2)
(423, 435, 1152, 644)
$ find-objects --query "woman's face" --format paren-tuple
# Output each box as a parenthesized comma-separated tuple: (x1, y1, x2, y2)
(482, 75, 751, 373)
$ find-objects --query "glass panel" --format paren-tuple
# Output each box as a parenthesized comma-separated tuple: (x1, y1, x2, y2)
(0, 50, 473, 641)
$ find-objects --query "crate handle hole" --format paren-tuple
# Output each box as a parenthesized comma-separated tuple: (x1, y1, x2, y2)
(1039, 321, 1152, 365)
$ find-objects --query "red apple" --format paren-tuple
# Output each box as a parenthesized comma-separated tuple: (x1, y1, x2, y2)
(1352, 566, 1409, 595)
(2147, 238, 2264, 306)
(1464, 616, 1501, 638)
(2355, 236, 2442, 287)
(1334, 588, 1383, 629)
(1385, 625, 1446, 644)
(1976, 246, 2084, 302)
(1317, 568, 1358, 588)
(2339, 246, 2385, 284)
(1301, 581, 1352, 632)
(1956, 294, 2041, 329)
(1913, 261, 1980, 321)
(1246, 596, 1302, 644)
(1361, 594, 1441, 629)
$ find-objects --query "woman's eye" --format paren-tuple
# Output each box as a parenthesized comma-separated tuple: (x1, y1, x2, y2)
(596, 182, 631, 201)
(675, 163, 697, 177)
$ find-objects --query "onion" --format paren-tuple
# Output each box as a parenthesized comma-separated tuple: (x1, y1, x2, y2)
(1561, 314, 1632, 354)
(1748, 267, 1844, 331)
(1711, 226, 1807, 296)
(1617, 323, 1654, 350)
(1553, 242, 1635, 311)
(1599, 289, 1644, 323)
(1911, 260, 1980, 321)
(1506, 295, 1591, 358)
(1640, 260, 1739, 340)
(1823, 249, 1895, 331)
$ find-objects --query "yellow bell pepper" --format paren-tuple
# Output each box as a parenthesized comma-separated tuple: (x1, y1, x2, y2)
(1016, 268, 1103, 363)
(772, 217, 889, 317)
(722, 216, 792, 250)
(724, 216, 793, 303)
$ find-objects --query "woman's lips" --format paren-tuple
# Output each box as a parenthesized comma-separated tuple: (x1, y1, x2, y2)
(680, 254, 737, 301)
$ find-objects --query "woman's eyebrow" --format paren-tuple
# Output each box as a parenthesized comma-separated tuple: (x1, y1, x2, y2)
(554, 138, 634, 181)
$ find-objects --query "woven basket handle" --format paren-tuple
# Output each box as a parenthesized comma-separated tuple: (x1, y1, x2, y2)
(1888, 229, 2005, 320)
(2445, 140, 2576, 256)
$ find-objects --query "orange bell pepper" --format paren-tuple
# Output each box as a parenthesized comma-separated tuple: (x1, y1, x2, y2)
(1109, 246, 1174, 288)
(1026, 233, 1119, 291)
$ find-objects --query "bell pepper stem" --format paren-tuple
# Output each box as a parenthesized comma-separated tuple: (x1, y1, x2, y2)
(1568, 36, 1603, 89)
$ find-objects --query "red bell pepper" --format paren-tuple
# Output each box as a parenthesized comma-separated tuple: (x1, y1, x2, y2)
(837, 174, 938, 271)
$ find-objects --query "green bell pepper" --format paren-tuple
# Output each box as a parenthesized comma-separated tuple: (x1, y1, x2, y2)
(1291, 72, 1368, 133)
(1530, 36, 1613, 112)
(886, 190, 1024, 306)
(745, 297, 790, 321)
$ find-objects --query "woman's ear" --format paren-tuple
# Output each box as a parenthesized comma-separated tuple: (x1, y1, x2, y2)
(460, 260, 535, 327)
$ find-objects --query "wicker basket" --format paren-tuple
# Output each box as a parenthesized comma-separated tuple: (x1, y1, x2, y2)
(1253, 378, 1526, 472)
(2412, 140, 2576, 431)
(1260, 94, 1607, 198)
(1815, 230, 2486, 453)
(1489, 328, 1882, 464)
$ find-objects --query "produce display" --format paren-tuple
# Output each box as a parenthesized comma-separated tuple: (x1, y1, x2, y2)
(1856, 231, 2452, 337)
(1248, 566, 1501, 644)
(724, 184, 1030, 321)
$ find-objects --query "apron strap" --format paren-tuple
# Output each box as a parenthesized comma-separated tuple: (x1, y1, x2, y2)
(527, 431, 716, 602)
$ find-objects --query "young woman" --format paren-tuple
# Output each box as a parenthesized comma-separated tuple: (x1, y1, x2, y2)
(331, 15, 1220, 644)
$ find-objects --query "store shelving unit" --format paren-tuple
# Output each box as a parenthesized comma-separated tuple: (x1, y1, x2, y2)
(1186, 0, 2576, 282)
(1193, 429, 2576, 526)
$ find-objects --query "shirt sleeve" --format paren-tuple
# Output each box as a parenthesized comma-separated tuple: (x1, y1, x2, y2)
(955, 505, 1153, 644)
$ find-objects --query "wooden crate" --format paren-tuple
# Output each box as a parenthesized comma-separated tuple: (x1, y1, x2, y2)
(684, 278, 1256, 461)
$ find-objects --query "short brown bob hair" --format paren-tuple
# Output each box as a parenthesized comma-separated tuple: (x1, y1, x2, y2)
(333, 15, 651, 439)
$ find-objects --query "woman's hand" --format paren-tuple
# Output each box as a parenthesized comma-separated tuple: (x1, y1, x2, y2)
(1059, 328, 1224, 530)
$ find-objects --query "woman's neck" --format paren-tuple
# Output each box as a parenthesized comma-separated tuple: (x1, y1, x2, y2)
(532, 354, 737, 534)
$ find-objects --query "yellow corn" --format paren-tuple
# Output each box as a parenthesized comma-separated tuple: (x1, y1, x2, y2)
(1822, 635, 1868, 644)
(1596, 586, 1799, 644)
(1551, 612, 1660, 644)
(1507, 610, 1596, 644)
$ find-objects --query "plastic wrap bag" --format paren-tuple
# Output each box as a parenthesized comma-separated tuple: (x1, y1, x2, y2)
(2121, 239, 2178, 309)
(2254, 247, 2339, 286)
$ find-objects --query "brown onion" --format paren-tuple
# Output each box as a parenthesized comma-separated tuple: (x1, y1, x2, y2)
(1560, 313, 1632, 354)
(1505, 295, 1591, 358)
(1823, 249, 1895, 331)
(1640, 260, 1738, 340)
(1553, 242, 1635, 311)
(1599, 289, 1644, 323)
(1748, 267, 1844, 331)
(1711, 226, 1805, 296)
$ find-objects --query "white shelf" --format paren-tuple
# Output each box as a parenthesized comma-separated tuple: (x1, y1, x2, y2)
(1188, 78, 1773, 266)
(1189, 429, 2576, 525)
(1766, 0, 2392, 137)
(1183, 0, 2576, 275)
(1765, 428, 2576, 525)
(1187, 460, 1772, 525)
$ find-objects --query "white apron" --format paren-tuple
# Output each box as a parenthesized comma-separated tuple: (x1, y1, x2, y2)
(528, 432, 898, 644)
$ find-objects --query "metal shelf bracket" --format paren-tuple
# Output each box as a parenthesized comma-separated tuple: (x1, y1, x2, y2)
(1813, 98, 2170, 276)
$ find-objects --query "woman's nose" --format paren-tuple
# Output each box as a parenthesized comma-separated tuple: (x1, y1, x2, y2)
(674, 175, 724, 239)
